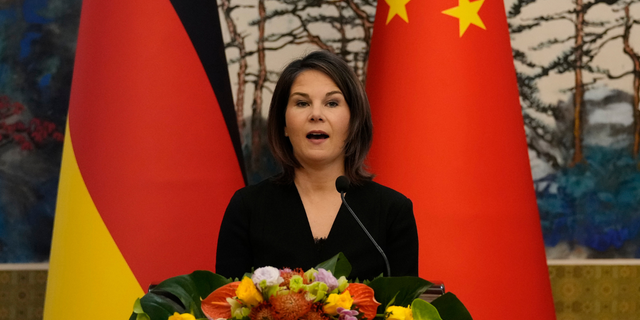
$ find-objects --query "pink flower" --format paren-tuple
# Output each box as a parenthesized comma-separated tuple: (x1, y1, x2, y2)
(315, 269, 338, 292)
(337, 307, 358, 320)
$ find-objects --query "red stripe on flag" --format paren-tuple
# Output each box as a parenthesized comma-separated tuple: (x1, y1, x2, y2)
(367, 1, 555, 319)
(68, 0, 244, 288)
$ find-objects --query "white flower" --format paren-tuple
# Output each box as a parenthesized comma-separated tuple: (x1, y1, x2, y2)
(251, 266, 284, 291)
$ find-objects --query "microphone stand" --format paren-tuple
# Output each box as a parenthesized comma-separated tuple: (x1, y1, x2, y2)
(339, 190, 391, 277)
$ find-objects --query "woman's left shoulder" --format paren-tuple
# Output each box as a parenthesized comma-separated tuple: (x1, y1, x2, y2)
(353, 180, 411, 204)
(351, 180, 415, 224)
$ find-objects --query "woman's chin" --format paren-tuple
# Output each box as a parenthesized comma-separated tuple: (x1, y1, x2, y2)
(296, 154, 345, 170)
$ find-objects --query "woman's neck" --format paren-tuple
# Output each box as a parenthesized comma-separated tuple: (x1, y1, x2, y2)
(293, 163, 345, 239)
(293, 163, 345, 194)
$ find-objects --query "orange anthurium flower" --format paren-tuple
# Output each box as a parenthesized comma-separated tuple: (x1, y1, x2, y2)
(347, 283, 380, 320)
(201, 281, 240, 319)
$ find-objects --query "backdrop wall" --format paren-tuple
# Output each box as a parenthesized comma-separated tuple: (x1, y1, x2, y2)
(1, 0, 639, 319)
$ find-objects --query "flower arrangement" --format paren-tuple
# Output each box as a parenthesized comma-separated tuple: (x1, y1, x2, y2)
(200, 266, 379, 320)
(131, 253, 472, 320)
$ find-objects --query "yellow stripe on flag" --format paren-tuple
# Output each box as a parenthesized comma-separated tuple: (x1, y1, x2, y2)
(44, 123, 143, 319)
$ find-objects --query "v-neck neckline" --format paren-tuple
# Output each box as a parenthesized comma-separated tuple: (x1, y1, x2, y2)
(291, 183, 345, 245)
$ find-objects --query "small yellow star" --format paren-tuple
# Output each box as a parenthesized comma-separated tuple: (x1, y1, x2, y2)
(386, 0, 411, 24)
(442, 0, 486, 37)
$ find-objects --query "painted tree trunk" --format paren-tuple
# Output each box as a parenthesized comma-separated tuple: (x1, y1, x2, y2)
(571, 0, 585, 166)
(623, 5, 640, 158)
(220, 0, 247, 138)
(346, 0, 373, 83)
(251, 0, 267, 169)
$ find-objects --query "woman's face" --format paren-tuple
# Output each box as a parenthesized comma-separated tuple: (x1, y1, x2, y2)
(284, 69, 351, 169)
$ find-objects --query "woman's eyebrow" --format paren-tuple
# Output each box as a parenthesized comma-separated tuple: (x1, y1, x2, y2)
(289, 91, 343, 99)
(325, 90, 343, 97)
(289, 92, 310, 99)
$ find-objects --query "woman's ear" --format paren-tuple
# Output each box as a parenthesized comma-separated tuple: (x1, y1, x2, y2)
(284, 127, 289, 137)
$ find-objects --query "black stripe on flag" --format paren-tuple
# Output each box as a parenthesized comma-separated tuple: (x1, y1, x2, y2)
(170, 0, 247, 185)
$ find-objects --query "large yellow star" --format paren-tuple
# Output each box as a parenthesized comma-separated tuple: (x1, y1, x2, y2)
(386, 0, 411, 24)
(442, 0, 486, 37)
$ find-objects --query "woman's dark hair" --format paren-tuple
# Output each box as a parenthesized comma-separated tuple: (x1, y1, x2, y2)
(267, 50, 373, 185)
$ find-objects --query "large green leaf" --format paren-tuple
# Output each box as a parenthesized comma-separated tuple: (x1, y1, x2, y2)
(411, 299, 442, 320)
(367, 277, 432, 316)
(315, 252, 352, 278)
(131, 292, 186, 320)
(430, 293, 473, 320)
(151, 276, 202, 316)
(132, 299, 151, 320)
(130, 270, 231, 320)
(189, 271, 230, 299)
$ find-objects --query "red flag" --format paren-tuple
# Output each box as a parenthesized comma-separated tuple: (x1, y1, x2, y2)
(366, 1, 555, 319)
(44, 1, 245, 318)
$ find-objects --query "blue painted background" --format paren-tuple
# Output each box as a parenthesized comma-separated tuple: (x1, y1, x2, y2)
(0, 0, 80, 263)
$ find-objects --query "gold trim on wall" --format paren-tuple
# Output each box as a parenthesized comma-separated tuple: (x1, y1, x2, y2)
(550, 265, 640, 320)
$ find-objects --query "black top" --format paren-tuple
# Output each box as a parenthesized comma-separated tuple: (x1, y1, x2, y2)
(215, 178, 419, 281)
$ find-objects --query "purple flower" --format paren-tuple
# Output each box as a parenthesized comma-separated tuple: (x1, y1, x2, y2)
(316, 268, 339, 292)
(337, 307, 359, 320)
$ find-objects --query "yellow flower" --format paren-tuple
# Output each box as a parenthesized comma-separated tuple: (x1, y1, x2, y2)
(386, 305, 413, 320)
(236, 276, 263, 307)
(323, 290, 353, 315)
(168, 312, 196, 320)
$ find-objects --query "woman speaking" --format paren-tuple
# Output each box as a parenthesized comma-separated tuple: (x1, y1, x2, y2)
(216, 50, 418, 280)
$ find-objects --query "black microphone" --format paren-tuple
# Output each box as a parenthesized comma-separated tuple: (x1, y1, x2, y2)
(335, 176, 391, 277)
(336, 176, 350, 193)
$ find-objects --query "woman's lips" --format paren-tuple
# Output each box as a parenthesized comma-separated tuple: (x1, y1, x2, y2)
(306, 130, 329, 138)
(306, 130, 329, 143)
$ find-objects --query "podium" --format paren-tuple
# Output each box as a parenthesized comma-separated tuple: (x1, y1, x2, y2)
(420, 280, 445, 302)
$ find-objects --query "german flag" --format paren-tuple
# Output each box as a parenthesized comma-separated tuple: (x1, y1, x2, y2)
(43, 1, 245, 318)
(366, 1, 555, 319)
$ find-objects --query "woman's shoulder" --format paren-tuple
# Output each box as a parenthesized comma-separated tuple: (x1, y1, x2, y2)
(347, 180, 412, 207)
(348, 180, 415, 224)
(352, 179, 411, 204)
(233, 176, 294, 198)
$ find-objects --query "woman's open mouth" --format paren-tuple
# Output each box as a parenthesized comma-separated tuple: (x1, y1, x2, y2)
(306, 131, 329, 140)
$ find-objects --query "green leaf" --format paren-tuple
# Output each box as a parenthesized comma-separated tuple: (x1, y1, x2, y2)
(137, 292, 185, 320)
(130, 270, 231, 320)
(132, 298, 151, 320)
(368, 277, 432, 316)
(411, 299, 442, 320)
(386, 294, 397, 310)
(189, 271, 231, 299)
(151, 276, 202, 317)
(136, 313, 151, 320)
(431, 293, 473, 320)
(315, 252, 352, 278)
(133, 298, 145, 313)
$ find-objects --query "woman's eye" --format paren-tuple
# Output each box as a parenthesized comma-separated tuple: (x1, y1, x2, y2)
(327, 101, 339, 107)
(296, 101, 309, 107)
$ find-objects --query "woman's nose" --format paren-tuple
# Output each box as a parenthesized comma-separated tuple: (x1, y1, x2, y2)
(309, 103, 324, 121)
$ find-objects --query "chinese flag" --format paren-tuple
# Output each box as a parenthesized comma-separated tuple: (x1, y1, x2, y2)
(366, 1, 555, 319)
(43, 1, 245, 319)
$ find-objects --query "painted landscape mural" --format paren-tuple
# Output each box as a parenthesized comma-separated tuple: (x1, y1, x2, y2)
(507, 0, 640, 258)
(0, 0, 79, 263)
